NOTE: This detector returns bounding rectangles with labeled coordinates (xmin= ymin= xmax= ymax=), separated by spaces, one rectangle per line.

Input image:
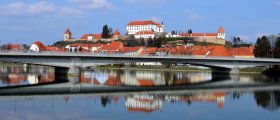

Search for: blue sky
xmin=0 ymin=0 xmax=279 ymax=45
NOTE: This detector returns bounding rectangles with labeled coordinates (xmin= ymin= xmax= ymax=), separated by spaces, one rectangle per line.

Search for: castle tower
xmin=160 ymin=21 xmax=164 ymax=32
xmin=217 ymin=26 xmax=225 ymax=39
xmin=114 ymin=29 xmax=121 ymax=39
xmin=64 ymin=28 xmax=72 ymax=41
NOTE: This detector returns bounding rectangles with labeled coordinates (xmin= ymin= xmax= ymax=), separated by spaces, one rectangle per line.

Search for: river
xmin=0 ymin=64 xmax=280 ymax=120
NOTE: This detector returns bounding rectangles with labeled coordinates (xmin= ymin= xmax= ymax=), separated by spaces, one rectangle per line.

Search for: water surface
xmin=0 ymin=64 xmax=280 ymax=120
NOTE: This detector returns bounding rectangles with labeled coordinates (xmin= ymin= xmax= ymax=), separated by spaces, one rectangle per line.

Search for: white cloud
xmin=151 ymin=16 xmax=162 ymax=22
xmin=69 ymin=0 xmax=115 ymax=10
xmin=256 ymin=33 xmax=271 ymax=38
xmin=2 ymin=1 xmax=56 ymax=15
xmin=28 ymin=1 xmax=56 ymax=14
xmin=124 ymin=0 xmax=169 ymax=4
xmin=0 ymin=1 xmax=85 ymax=18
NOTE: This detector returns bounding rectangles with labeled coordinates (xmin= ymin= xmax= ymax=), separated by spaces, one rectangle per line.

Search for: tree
xmin=102 ymin=24 xmax=110 ymax=38
xmin=233 ymin=37 xmax=237 ymax=46
xmin=273 ymin=37 xmax=280 ymax=58
xmin=254 ymin=38 xmax=261 ymax=57
xmin=171 ymin=30 xmax=176 ymax=35
xmin=232 ymin=36 xmax=242 ymax=47
xmin=254 ymin=36 xmax=272 ymax=58
xmin=188 ymin=29 xmax=192 ymax=34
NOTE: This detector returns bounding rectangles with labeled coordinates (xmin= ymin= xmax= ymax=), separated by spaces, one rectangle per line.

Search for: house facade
xmin=126 ymin=20 xmax=164 ymax=35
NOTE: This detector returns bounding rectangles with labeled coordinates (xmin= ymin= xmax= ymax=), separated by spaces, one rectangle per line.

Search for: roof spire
xmin=64 ymin=28 xmax=72 ymax=34
xmin=218 ymin=26 xmax=225 ymax=33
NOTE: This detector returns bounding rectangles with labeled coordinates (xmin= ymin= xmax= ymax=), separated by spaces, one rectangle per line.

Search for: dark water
xmin=1 ymin=65 xmax=280 ymax=120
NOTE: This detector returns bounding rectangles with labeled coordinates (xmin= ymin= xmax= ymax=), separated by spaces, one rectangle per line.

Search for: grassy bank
xmin=95 ymin=64 xmax=266 ymax=73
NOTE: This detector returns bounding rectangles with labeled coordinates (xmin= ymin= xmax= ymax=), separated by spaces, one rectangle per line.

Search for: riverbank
xmin=95 ymin=64 xmax=266 ymax=74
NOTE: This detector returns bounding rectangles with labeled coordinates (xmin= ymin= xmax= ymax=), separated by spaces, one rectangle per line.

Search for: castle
xmin=180 ymin=26 xmax=226 ymax=45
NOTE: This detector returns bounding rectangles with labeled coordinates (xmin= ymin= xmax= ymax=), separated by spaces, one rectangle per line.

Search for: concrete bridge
xmin=1 ymin=52 xmax=280 ymax=74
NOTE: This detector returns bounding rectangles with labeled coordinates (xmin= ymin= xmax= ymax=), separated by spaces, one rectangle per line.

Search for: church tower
xmin=217 ymin=26 xmax=225 ymax=39
xmin=64 ymin=28 xmax=72 ymax=41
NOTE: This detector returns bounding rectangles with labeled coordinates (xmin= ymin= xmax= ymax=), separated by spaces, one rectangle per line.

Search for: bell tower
xmin=64 ymin=28 xmax=72 ymax=41
xmin=217 ymin=26 xmax=225 ymax=39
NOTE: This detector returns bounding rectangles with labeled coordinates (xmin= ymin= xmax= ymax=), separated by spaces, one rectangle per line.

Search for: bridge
xmin=0 ymin=52 xmax=280 ymax=74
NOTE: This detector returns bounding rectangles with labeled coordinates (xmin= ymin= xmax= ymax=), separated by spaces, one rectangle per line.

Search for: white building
xmin=126 ymin=20 xmax=164 ymax=35
xmin=134 ymin=30 xmax=155 ymax=39
xmin=29 ymin=41 xmax=46 ymax=52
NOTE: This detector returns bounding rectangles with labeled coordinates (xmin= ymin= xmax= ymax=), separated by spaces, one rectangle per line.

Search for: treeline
xmin=254 ymin=35 xmax=280 ymax=58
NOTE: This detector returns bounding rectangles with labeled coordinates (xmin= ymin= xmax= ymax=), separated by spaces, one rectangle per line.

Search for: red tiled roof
xmin=218 ymin=26 xmax=225 ymax=33
xmin=70 ymin=43 xmax=103 ymax=48
xmin=127 ymin=107 xmax=155 ymax=113
xmin=114 ymin=29 xmax=121 ymax=35
xmin=80 ymin=34 xmax=102 ymax=40
xmin=101 ymin=41 xmax=123 ymax=51
xmin=119 ymin=47 xmax=143 ymax=53
xmin=46 ymin=46 xmax=59 ymax=51
xmin=214 ymin=92 xmax=225 ymax=97
xmin=128 ymin=20 xmax=160 ymax=26
xmin=104 ymin=76 xmax=121 ymax=86
xmin=208 ymin=46 xmax=232 ymax=57
xmin=138 ymin=79 xmax=154 ymax=86
xmin=191 ymin=46 xmax=209 ymax=56
xmin=33 ymin=41 xmax=47 ymax=50
xmin=218 ymin=102 xmax=224 ymax=109
xmin=169 ymin=46 xmax=192 ymax=55
xmin=6 ymin=44 xmax=24 ymax=50
xmin=141 ymin=47 xmax=158 ymax=55
xmin=135 ymin=30 xmax=154 ymax=35
xmin=64 ymin=28 xmax=72 ymax=34
xmin=229 ymin=47 xmax=254 ymax=56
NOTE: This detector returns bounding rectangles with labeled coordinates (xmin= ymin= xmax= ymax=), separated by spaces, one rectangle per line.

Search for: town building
xmin=4 ymin=44 xmax=28 ymax=51
xmin=64 ymin=28 xmax=72 ymax=41
xmin=126 ymin=20 xmax=164 ymax=38
xmin=63 ymin=28 xmax=121 ymax=42
xmin=80 ymin=29 xmax=121 ymax=42
xmin=30 ymin=41 xmax=65 ymax=52
xmin=134 ymin=30 xmax=155 ymax=39
xmin=166 ymin=26 xmax=226 ymax=45
xmin=126 ymin=95 xmax=162 ymax=113
xmin=29 ymin=41 xmax=47 ymax=52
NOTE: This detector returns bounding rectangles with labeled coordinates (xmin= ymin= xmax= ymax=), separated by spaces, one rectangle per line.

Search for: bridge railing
xmin=1 ymin=50 xmax=280 ymax=62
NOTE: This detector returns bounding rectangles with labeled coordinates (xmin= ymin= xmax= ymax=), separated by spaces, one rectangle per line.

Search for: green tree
xmin=102 ymin=24 xmax=110 ymax=38
xmin=254 ymin=36 xmax=272 ymax=58
xmin=273 ymin=37 xmax=280 ymax=58
xmin=254 ymin=38 xmax=261 ymax=57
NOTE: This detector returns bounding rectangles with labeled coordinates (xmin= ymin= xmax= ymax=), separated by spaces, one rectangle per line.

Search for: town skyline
xmin=0 ymin=0 xmax=279 ymax=45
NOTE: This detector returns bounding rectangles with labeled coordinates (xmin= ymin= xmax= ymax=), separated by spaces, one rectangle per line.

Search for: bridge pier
xmin=55 ymin=66 xmax=81 ymax=83
xmin=211 ymin=67 xmax=240 ymax=75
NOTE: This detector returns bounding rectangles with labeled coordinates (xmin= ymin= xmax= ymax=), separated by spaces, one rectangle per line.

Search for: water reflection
xmin=0 ymin=64 xmax=280 ymax=119
xmin=1 ymin=90 xmax=280 ymax=120
xmin=81 ymin=69 xmax=213 ymax=86
xmin=254 ymin=91 xmax=280 ymax=112
xmin=0 ymin=65 xmax=55 ymax=87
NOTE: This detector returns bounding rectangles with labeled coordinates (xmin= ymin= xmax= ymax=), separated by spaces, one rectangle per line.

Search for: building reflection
xmin=81 ymin=69 xmax=212 ymax=86
xmin=126 ymin=94 xmax=162 ymax=113
xmin=4 ymin=90 xmax=280 ymax=113
xmin=0 ymin=65 xmax=55 ymax=87
xmin=165 ymin=92 xmax=225 ymax=109
xmin=124 ymin=91 xmax=225 ymax=113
